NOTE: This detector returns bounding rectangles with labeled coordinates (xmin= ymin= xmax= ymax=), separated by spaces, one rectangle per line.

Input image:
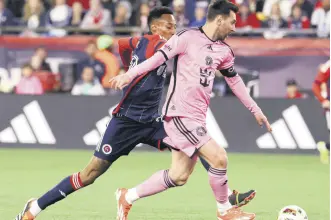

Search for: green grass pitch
xmin=0 ymin=149 xmax=329 ymax=219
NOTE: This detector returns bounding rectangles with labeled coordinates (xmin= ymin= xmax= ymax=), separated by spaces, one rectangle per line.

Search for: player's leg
xmin=198 ymin=139 xmax=255 ymax=219
xmin=116 ymin=149 xmax=196 ymax=220
xmin=122 ymin=117 xmax=197 ymax=199
xmin=15 ymin=116 xmax=138 ymax=220
xmin=317 ymin=141 xmax=330 ymax=164
xmin=15 ymin=156 xmax=111 ymax=220
xmin=128 ymin=149 xmax=196 ymax=200
xmin=317 ymin=111 xmax=330 ymax=164
xmin=199 ymin=156 xmax=256 ymax=207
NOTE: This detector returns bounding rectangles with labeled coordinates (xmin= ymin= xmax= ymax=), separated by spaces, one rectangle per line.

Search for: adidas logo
xmin=83 ymin=104 xmax=116 ymax=146
xmin=256 ymin=105 xmax=316 ymax=149
xmin=0 ymin=101 xmax=56 ymax=144
xmin=83 ymin=105 xmax=228 ymax=148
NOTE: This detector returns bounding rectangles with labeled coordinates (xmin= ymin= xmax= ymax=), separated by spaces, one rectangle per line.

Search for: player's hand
xmin=322 ymin=100 xmax=330 ymax=109
xmin=254 ymin=112 xmax=272 ymax=132
xmin=109 ymin=74 xmax=132 ymax=90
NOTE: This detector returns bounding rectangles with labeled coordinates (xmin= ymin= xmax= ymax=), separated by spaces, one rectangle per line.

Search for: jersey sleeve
xmin=313 ymin=71 xmax=327 ymax=102
xmin=158 ymin=32 xmax=189 ymax=61
xmin=312 ymin=61 xmax=330 ymax=102
xmin=145 ymin=38 xmax=166 ymax=59
xmin=118 ymin=37 xmax=139 ymax=71
xmin=154 ymin=39 xmax=166 ymax=53
xmin=315 ymin=71 xmax=329 ymax=85
xmin=217 ymin=48 xmax=235 ymax=71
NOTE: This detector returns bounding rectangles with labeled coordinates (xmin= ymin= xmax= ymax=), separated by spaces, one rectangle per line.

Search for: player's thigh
xmin=94 ymin=117 xmax=142 ymax=164
xmin=198 ymin=138 xmax=228 ymax=169
xmin=80 ymin=156 xmax=111 ymax=184
xmin=168 ymin=149 xmax=198 ymax=184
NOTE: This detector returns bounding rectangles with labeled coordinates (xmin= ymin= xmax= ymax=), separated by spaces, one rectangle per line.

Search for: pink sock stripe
xmin=208 ymin=167 xmax=227 ymax=176
xmin=70 ymin=172 xmax=83 ymax=190
xmin=163 ymin=170 xmax=177 ymax=188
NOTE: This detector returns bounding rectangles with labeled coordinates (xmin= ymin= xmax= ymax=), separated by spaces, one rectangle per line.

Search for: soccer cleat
xmin=115 ymin=188 xmax=132 ymax=220
xmin=217 ymin=207 xmax=256 ymax=220
xmin=229 ymin=190 xmax=256 ymax=208
xmin=317 ymin=141 xmax=329 ymax=164
xmin=14 ymin=198 xmax=36 ymax=220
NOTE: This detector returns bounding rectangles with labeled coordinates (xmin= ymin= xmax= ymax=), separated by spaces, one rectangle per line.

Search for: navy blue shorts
xmin=94 ymin=115 xmax=170 ymax=163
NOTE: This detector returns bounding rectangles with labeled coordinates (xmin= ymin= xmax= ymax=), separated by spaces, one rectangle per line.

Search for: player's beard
xmin=215 ymin=28 xmax=228 ymax=41
xmin=218 ymin=33 xmax=227 ymax=41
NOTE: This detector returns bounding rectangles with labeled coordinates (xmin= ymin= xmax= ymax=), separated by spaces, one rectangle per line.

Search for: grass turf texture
xmin=0 ymin=149 xmax=329 ymax=220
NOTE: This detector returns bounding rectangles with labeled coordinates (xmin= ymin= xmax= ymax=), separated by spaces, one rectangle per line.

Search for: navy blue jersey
xmin=113 ymin=34 xmax=167 ymax=123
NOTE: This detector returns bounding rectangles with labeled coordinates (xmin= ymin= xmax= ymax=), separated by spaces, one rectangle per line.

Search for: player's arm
xmin=218 ymin=52 xmax=272 ymax=131
xmin=125 ymin=33 xmax=187 ymax=81
xmin=109 ymin=33 xmax=188 ymax=89
xmin=221 ymin=68 xmax=261 ymax=115
xmin=118 ymin=37 xmax=139 ymax=71
xmin=312 ymin=62 xmax=330 ymax=109
xmin=312 ymin=71 xmax=327 ymax=103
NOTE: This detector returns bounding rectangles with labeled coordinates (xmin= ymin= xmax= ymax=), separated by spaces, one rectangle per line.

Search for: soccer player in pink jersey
xmin=110 ymin=0 xmax=272 ymax=219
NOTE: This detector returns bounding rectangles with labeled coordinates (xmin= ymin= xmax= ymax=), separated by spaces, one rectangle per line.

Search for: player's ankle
xmin=217 ymin=201 xmax=232 ymax=214
xmin=29 ymin=200 xmax=42 ymax=217
xmin=125 ymin=188 xmax=140 ymax=204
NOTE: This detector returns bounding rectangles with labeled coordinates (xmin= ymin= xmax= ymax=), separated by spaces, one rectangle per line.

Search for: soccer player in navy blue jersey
xmin=15 ymin=6 xmax=255 ymax=220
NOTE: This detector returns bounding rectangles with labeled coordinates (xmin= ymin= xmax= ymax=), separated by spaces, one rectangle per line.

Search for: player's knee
xmin=209 ymin=153 xmax=228 ymax=169
xmin=169 ymin=170 xmax=191 ymax=186
xmin=80 ymin=157 xmax=111 ymax=186
xmin=172 ymin=175 xmax=189 ymax=186
xmin=80 ymin=168 xmax=100 ymax=185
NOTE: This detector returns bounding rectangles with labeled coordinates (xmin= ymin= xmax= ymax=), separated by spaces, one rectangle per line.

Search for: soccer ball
xmin=277 ymin=205 xmax=308 ymax=220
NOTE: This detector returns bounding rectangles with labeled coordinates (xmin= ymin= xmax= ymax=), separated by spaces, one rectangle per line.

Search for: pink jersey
xmin=125 ymin=29 xmax=262 ymax=124
xmin=159 ymin=28 xmax=234 ymax=123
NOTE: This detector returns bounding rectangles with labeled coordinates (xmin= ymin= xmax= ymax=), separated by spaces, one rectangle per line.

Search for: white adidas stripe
xmin=11 ymin=114 xmax=36 ymax=144
xmin=256 ymin=105 xmax=316 ymax=150
xmin=272 ymin=119 xmax=297 ymax=149
xmin=0 ymin=127 xmax=17 ymax=143
xmin=283 ymin=105 xmax=316 ymax=149
xmin=23 ymin=101 xmax=56 ymax=144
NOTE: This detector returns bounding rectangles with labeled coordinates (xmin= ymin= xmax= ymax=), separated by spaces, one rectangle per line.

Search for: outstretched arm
xmin=220 ymin=66 xmax=272 ymax=132
xmin=109 ymin=32 xmax=189 ymax=90
xmin=223 ymin=73 xmax=261 ymax=115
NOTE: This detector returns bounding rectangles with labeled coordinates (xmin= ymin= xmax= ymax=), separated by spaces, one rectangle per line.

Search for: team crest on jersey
xmin=196 ymin=126 xmax=207 ymax=136
xmin=205 ymin=56 xmax=213 ymax=66
xmin=102 ymin=144 xmax=112 ymax=155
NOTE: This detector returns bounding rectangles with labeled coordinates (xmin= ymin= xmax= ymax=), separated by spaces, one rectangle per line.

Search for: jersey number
xmin=200 ymin=68 xmax=213 ymax=87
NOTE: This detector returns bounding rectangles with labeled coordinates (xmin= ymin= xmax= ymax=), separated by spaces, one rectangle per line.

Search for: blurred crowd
xmin=0 ymin=0 xmax=329 ymax=98
xmin=0 ymin=35 xmax=121 ymax=96
xmin=0 ymin=0 xmax=329 ymax=37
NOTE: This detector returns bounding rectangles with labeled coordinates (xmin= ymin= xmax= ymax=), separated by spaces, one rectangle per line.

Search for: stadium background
xmin=0 ymin=0 xmax=329 ymax=219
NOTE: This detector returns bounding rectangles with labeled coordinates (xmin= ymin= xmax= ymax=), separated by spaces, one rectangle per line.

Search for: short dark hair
xmin=207 ymin=0 xmax=239 ymax=21
xmin=147 ymin=6 xmax=173 ymax=29
xmin=286 ymin=79 xmax=298 ymax=86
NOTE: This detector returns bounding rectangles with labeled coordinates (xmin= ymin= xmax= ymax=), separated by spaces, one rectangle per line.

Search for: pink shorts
xmin=163 ymin=117 xmax=211 ymax=157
